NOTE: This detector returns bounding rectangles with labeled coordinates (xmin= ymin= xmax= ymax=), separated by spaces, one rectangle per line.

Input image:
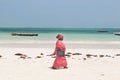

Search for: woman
xmin=52 ymin=34 xmax=68 ymax=69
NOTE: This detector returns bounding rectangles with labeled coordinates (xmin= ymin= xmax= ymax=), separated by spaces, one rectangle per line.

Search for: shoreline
xmin=0 ymin=40 xmax=120 ymax=43
xmin=0 ymin=40 xmax=120 ymax=49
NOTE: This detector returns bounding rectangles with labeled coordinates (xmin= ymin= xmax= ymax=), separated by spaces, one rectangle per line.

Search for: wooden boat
xmin=114 ymin=32 xmax=120 ymax=36
xmin=97 ymin=30 xmax=108 ymax=32
xmin=11 ymin=32 xmax=38 ymax=36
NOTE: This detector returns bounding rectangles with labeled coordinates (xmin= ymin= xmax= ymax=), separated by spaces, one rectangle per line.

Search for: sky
xmin=0 ymin=0 xmax=120 ymax=28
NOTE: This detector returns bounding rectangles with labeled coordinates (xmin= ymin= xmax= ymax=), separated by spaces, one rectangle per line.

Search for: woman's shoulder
xmin=57 ymin=40 xmax=62 ymax=42
xmin=56 ymin=40 xmax=63 ymax=44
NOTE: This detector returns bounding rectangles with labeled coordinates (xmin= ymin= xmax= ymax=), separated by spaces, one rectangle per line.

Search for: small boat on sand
xmin=11 ymin=32 xmax=38 ymax=36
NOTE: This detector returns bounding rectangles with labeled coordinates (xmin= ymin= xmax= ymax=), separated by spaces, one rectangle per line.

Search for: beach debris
xmin=47 ymin=54 xmax=56 ymax=59
xmin=115 ymin=54 xmax=120 ymax=56
xmin=92 ymin=55 xmax=98 ymax=57
xmin=86 ymin=54 xmax=92 ymax=58
xmin=72 ymin=53 xmax=82 ymax=55
xmin=65 ymin=52 xmax=72 ymax=57
xmin=99 ymin=55 xmax=104 ymax=58
xmin=35 ymin=53 xmax=44 ymax=59
xmin=47 ymin=54 xmax=54 ymax=56
xmin=83 ymin=58 xmax=87 ymax=60
xmin=86 ymin=54 xmax=98 ymax=58
xmin=66 ymin=52 xmax=72 ymax=54
xmin=65 ymin=54 xmax=71 ymax=58
xmin=105 ymin=55 xmax=111 ymax=57
xmin=19 ymin=54 xmax=28 ymax=59
xmin=46 ymin=53 xmax=56 ymax=58
xmin=65 ymin=54 xmax=71 ymax=57
xmin=40 ymin=53 xmax=44 ymax=55
xmin=46 ymin=54 xmax=50 ymax=56
xmin=112 ymin=57 xmax=115 ymax=58
xmin=27 ymin=57 xmax=32 ymax=59
xmin=15 ymin=53 xmax=23 ymax=56
xmin=0 ymin=55 xmax=2 ymax=58
xmin=15 ymin=53 xmax=31 ymax=59
xmin=35 ymin=56 xmax=42 ymax=58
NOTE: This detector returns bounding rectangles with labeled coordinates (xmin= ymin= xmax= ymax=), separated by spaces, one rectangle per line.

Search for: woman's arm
xmin=53 ymin=40 xmax=66 ymax=55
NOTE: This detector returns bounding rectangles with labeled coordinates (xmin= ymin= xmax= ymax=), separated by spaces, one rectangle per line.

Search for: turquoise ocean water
xmin=0 ymin=27 xmax=120 ymax=41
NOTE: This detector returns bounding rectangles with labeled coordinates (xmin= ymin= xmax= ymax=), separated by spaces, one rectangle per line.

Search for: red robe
xmin=52 ymin=40 xmax=67 ymax=68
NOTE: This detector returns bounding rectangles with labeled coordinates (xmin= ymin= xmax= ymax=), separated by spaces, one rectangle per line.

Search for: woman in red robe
xmin=52 ymin=34 xmax=68 ymax=69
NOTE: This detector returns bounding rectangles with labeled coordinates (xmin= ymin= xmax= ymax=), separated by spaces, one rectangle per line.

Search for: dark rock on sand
xmin=27 ymin=57 xmax=32 ymax=59
xmin=15 ymin=53 xmax=23 ymax=56
xmin=83 ymin=58 xmax=87 ymax=60
xmin=92 ymin=55 xmax=98 ymax=57
xmin=35 ymin=56 xmax=42 ymax=58
xmin=67 ymin=52 xmax=72 ymax=54
xmin=40 ymin=53 xmax=44 ymax=55
xmin=0 ymin=55 xmax=2 ymax=58
xmin=47 ymin=54 xmax=54 ymax=56
xmin=86 ymin=54 xmax=92 ymax=58
xmin=46 ymin=54 xmax=56 ymax=58
xmin=112 ymin=57 xmax=115 ymax=58
xmin=20 ymin=54 xmax=28 ymax=59
xmin=115 ymin=54 xmax=120 ymax=56
xmin=65 ymin=54 xmax=71 ymax=58
xmin=99 ymin=55 xmax=104 ymax=58
xmin=105 ymin=55 xmax=111 ymax=57
xmin=86 ymin=54 xmax=98 ymax=58
xmin=15 ymin=53 xmax=27 ymax=59
xmin=46 ymin=55 xmax=50 ymax=56
xmin=72 ymin=53 xmax=82 ymax=55
xmin=15 ymin=53 xmax=31 ymax=59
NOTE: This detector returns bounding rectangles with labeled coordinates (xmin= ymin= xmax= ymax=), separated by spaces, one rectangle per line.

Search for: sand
xmin=0 ymin=41 xmax=120 ymax=80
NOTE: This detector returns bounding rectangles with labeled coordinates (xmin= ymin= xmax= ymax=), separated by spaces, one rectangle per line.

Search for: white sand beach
xmin=0 ymin=41 xmax=120 ymax=80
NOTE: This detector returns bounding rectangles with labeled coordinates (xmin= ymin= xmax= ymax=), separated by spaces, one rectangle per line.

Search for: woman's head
xmin=56 ymin=34 xmax=64 ymax=40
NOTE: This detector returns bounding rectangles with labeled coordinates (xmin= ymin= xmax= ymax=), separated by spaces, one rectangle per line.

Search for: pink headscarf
xmin=56 ymin=34 xmax=64 ymax=40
